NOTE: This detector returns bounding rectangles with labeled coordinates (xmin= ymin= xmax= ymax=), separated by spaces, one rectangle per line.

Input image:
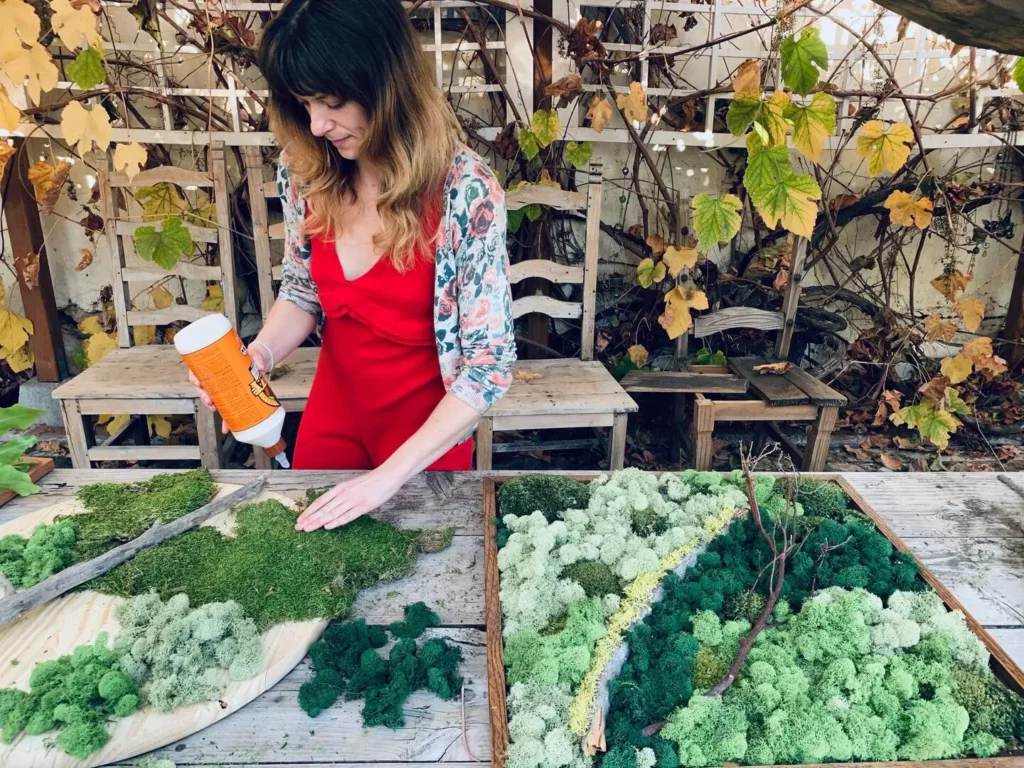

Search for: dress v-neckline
xmin=333 ymin=240 xmax=386 ymax=283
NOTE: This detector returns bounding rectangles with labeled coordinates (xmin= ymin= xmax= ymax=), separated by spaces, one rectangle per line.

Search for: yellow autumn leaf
xmin=627 ymin=344 xmax=648 ymax=368
xmin=0 ymin=87 xmax=20 ymax=131
xmin=148 ymin=415 xmax=172 ymax=440
xmin=586 ymin=95 xmax=613 ymax=133
xmin=0 ymin=143 xmax=15 ymax=181
xmin=884 ymin=190 xmax=933 ymax=229
xmin=930 ymin=270 xmax=971 ymax=303
xmin=83 ymin=330 xmax=117 ymax=366
xmin=662 ymin=246 xmax=698 ymax=279
xmin=923 ymin=314 xmax=956 ymax=343
xmin=151 ymin=285 xmax=173 ymax=309
xmin=731 ymin=59 xmax=761 ymax=101
xmin=658 ymin=285 xmax=708 ymax=340
xmin=113 ymin=141 xmax=147 ymax=180
xmin=50 ymin=0 xmax=101 ymax=51
xmin=60 ymin=100 xmax=112 ymax=155
xmin=200 ymin=284 xmax=224 ymax=312
xmin=77 ymin=315 xmax=104 ymax=335
xmin=939 ymin=354 xmax=972 ymax=384
xmin=133 ymin=325 xmax=157 ymax=345
xmin=27 ymin=161 xmax=71 ymax=215
xmin=646 ymin=234 xmax=665 ymax=256
xmin=0 ymin=308 xmax=34 ymax=372
xmin=616 ymin=81 xmax=648 ymax=124
xmin=2 ymin=41 xmax=59 ymax=104
xmin=97 ymin=413 xmax=129 ymax=435
xmin=953 ymin=297 xmax=984 ymax=333
xmin=960 ymin=336 xmax=1008 ymax=380
xmin=856 ymin=120 xmax=915 ymax=176
xmin=0 ymin=0 xmax=41 ymax=51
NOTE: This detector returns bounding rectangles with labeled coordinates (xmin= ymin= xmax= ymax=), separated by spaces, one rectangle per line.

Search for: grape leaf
xmin=627 ymin=344 xmax=648 ymax=367
xmin=646 ymin=234 xmax=666 ymax=256
xmin=940 ymin=354 xmax=972 ymax=384
xmin=60 ymin=100 xmax=112 ymax=155
xmin=0 ymin=86 xmax=20 ymax=131
xmin=727 ymin=91 xmax=790 ymax=146
xmin=890 ymin=400 xmax=960 ymax=450
xmin=564 ymin=141 xmax=592 ymax=170
xmin=3 ymin=41 xmax=59 ymax=104
xmin=744 ymin=145 xmax=821 ymax=237
xmin=945 ymin=388 xmax=970 ymax=416
xmin=586 ymin=95 xmax=613 ymax=132
xmin=856 ymin=121 xmax=915 ymax=176
xmin=636 ymin=257 xmax=666 ymax=288
xmin=726 ymin=98 xmax=761 ymax=137
xmin=658 ymin=285 xmax=708 ymax=339
xmin=692 ymin=193 xmax=742 ymax=252
xmin=923 ymin=314 xmax=956 ymax=342
xmin=151 ymin=285 xmax=173 ymax=309
xmin=83 ymin=330 xmax=117 ymax=365
xmin=530 ymin=109 xmax=561 ymax=148
xmin=113 ymin=141 xmax=148 ymax=180
xmin=780 ymin=27 xmax=828 ymax=96
xmin=201 ymin=285 xmax=224 ymax=312
xmin=0 ymin=144 xmax=16 ymax=182
xmin=930 ymin=270 xmax=971 ymax=302
xmin=78 ymin=315 xmax=104 ymax=335
xmin=517 ymin=129 xmax=540 ymax=160
xmin=0 ymin=0 xmax=41 ymax=50
xmin=66 ymin=45 xmax=106 ymax=89
xmin=616 ymin=81 xmax=648 ymax=123
xmin=50 ymin=0 xmax=101 ymax=50
xmin=27 ymin=161 xmax=72 ymax=215
xmin=133 ymin=325 xmax=157 ymax=345
xmin=0 ymin=309 xmax=34 ymax=374
xmin=953 ymin=297 xmax=984 ymax=333
xmin=134 ymin=216 xmax=194 ymax=270
xmin=884 ymin=190 xmax=933 ymax=229
xmin=784 ymin=92 xmax=836 ymax=164
xmin=663 ymin=246 xmax=698 ymax=278
xmin=960 ymin=336 xmax=1008 ymax=380
xmin=731 ymin=59 xmax=761 ymax=101
xmin=148 ymin=415 xmax=172 ymax=440
xmin=1015 ymin=58 xmax=1024 ymax=94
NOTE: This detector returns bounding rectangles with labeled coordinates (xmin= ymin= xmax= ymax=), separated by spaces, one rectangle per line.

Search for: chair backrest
xmin=507 ymin=160 xmax=603 ymax=361
xmin=99 ymin=141 xmax=238 ymax=348
xmin=690 ymin=235 xmax=806 ymax=360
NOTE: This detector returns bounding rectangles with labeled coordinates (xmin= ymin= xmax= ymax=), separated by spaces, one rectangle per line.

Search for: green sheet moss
xmin=498 ymin=475 xmax=591 ymax=521
xmin=86 ymin=499 xmax=430 ymax=629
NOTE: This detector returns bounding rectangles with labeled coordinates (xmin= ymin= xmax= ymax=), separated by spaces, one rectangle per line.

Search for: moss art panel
xmin=492 ymin=471 xmax=1024 ymax=768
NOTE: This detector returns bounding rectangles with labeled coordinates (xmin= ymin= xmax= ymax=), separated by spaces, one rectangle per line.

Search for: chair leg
xmin=802 ymin=405 xmax=839 ymax=472
xmin=691 ymin=395 xmax=715 ymax=470
xmin=195 ymin=402 xmax=222 ymax=469
xmin=475 ymin=416 xmax=493 ymax=471
xmin=608 ymin=413 xmax=628 ymax=470
xmin=60 ymin=400 xmax=92 ymax=469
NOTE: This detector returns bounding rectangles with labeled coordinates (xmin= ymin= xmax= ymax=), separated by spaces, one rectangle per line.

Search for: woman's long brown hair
xmin=259 ymin=0 xmax=462 ymax=269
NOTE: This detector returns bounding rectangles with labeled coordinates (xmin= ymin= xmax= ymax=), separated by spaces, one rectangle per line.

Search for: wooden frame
xmin=482 ymin=474 xmax=1024 ymax=768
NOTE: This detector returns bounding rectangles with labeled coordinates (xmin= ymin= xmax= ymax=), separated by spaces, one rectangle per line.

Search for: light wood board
xmin=0 ymin=484 xmax=328 ymax=768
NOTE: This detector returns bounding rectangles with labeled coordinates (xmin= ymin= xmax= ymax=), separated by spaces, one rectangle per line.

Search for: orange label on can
xmin=182 ymin=331 xmax=280 ymax=432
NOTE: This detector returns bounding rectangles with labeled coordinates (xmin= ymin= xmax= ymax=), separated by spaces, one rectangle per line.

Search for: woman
xmin=191 ymin=0 xmax=515 ymax=530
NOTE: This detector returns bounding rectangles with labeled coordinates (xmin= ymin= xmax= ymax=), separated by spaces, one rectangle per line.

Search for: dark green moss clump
xmin=631 ymin=506 xmax=669 ymax=537
xmin=498 ymin=475 xmax=590 ymax=521
xmin=389 ymin=602 xmax=441 ymax=639
xmin=723 ymin=589 xmax=767 ymax=623
xmin=796 ymin=479 xmax=852 ymax=520
xmin=0 ymin=633 xmax=140 ymax=759
xmin=299 ymin=608 xmax=463 ymax=728
xmin=67 ymin=469 xmax=217 ymax=562
xmin=952 ymin=666 xmax=1024 ymax=745
xmin=86 ymin=499 xmax=427 ymax=629
xmin=563 ymin=559 xmax=621 ymax=598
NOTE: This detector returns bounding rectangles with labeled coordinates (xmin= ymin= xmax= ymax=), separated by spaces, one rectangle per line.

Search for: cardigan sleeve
xmin=447 ymin=159 xmax=517 ymax=414
xmin=274 ymin=164 xmax=321 ymax=317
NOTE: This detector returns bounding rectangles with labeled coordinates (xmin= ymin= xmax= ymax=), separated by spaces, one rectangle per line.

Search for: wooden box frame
xmin=482 ymin=475 xmax=1024 ymax=768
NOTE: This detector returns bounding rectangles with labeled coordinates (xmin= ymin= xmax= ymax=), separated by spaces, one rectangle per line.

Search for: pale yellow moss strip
xmin=567 ymin=504 xmax=737 ymax=736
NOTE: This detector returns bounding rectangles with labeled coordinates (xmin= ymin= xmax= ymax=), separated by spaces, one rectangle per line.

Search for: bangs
xmin=260 ymin=16 xmax=361 ymax=106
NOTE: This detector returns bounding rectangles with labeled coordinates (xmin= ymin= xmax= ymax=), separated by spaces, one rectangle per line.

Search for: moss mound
xmin=498 ymin=475 xmax=591 ymax=521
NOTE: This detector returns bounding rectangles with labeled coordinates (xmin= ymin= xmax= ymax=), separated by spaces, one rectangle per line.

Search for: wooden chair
xmin=476 ymin=160 xmax=638 ymax=470
xmin=52 ymin=142 xmax=240 ymax=468
xmin=621 ymin=238 xmax=847 ymax=471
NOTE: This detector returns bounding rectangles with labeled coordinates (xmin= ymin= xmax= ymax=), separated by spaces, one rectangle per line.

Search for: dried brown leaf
xmin=75 ymin=248 xmax=93 ymax=271
xmin=879 ymin=453 xmax=903 ymax=471
xmin=753 ymin=361 xmax=792 ymax=375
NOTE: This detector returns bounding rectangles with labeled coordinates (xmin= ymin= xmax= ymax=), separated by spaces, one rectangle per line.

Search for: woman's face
xmin=299 ymin=95 xmax=369 ymax=160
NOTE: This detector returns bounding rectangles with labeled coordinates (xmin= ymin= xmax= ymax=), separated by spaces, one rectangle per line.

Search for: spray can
xmin=174 ymin=313 xmax=291 ymax=468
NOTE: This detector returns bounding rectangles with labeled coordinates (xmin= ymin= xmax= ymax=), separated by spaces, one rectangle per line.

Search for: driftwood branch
xmin=0 ymin=474 xmax=269 ymax=627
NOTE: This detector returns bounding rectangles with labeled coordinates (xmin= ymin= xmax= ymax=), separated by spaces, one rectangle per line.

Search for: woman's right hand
xmin=190 ymin=343 xmax=273 ymax=434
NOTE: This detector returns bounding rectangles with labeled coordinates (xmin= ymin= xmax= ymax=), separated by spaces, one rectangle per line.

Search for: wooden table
xmin=2 ymin=470 xmax=1022 ymax=768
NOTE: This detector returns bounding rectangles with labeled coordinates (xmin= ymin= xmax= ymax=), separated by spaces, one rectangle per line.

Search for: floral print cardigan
xmin=275 ymin=144 xmax=516 ymax=415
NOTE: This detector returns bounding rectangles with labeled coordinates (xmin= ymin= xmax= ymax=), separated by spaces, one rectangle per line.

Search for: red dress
xmin=291 ymin=223 xmax=474 ymax=471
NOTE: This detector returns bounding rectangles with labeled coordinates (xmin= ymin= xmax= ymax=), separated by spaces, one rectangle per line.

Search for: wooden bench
xmin=476 ymin=161 xmax=638 ymax=470
xmin=53 ymin=143 xmax=240 ymax=468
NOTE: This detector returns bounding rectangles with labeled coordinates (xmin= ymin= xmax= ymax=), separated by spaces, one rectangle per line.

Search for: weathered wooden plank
xmin=122 ymin=263 xmax=222 ymax=283
xmin=108 ymin=166 xmax=213 ymax=188
xmin=729 ymin=356 xmax=810 ymax=406
xmin=712 ymin=400 xmax=818 ymax=421
xmin=125 ymin=629 xmax=490 ymax=765
xmin=127 ymin=306 xmax=211 ymax=326
xmin=693 ymin=307 xmax=784 ymax=339
xmin=87 ymin=445 xmax=200 ymax=462
xmin=620 ymin=371 xmax=747 ymax=394
xmin=841 ymin=473 xmax=1024 ymax=539
xmin=512 ymin=295 xmax=582 ymax=320
xmin=510 ymin=260 xmax=583 ymax=285
xmin=505 ymin=186 xmax=586 ymax=211
xmin=781 ymin=365 xmax=847 ymax=407
xmin=483 ymin=480 xmax=508 ymax=768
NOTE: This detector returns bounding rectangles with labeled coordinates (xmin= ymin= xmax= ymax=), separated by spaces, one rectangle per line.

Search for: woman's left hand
xmin=294 ymin=469 xmax=406 ymax=531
